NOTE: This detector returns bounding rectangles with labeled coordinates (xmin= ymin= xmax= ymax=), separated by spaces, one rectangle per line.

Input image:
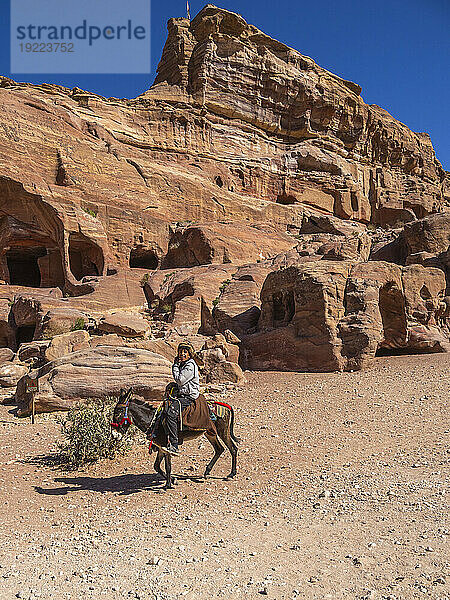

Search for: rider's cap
xmin=177 ymin=341 xmax=195 ymax=357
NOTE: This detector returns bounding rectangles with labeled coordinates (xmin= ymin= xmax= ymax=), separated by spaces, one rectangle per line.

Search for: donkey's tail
xmin=229 ymin=405 xmax=241 ymax=445
xmin=213 ymin=401 xmax=240 ymax=445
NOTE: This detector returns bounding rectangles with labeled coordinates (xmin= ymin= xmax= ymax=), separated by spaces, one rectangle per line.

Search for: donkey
xmin=111 ymin=389 xmax=239 ymax=489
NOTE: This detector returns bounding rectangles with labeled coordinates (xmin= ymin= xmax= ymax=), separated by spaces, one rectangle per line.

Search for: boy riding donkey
xmin=149 ymin=342 xmax=215 ymax=455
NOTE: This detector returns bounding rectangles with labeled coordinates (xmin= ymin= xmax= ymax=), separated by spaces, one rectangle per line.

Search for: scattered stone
xmin=0 ymin=364 xmax=28 ymax=388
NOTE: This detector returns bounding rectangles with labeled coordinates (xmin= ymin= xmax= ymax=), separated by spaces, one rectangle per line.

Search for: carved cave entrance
xmin=375 ymin=282 xmax=409 ymax=356
xmin=6 ymin=247 xmax=46 ymax=287
xmin=69 ymin=233 xmax=104 ymax=281
xmin=129 ymin=247 xmax=159 ymax=269
xmin=16 ymin=324 xmax=36 ymax=346
xmin=272 ymin=290 xmax=295 ymax=327
xmin=2 ymin=243 xmax=64 ymax=289
xmin=0 ymin=212 xmax=65 ymax=289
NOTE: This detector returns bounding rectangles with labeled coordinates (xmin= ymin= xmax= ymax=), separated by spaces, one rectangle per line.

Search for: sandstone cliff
xmin=0 ymin=6 xmax=448 ymax=412
xmin=0 ymin=5 xmax=447 ymax=293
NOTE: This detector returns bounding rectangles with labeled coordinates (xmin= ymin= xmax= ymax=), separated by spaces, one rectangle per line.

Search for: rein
xmin=147 ymin=401 xmax=163 ymax=430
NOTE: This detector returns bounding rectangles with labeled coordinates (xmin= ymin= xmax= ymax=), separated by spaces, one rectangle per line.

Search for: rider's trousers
xmin=164 ymin=395 xmax=193 ymax=447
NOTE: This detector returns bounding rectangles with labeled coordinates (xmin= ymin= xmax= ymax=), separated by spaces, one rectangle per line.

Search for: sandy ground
xmin=0 ymin=353 xmax=449 ymax=600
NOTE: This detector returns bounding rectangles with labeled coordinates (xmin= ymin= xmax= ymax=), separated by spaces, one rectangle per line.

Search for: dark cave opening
xmin=375 ymin=346 xmax=434 ymax=357
xmin=16 ymin=325 xmax=36 ymax=346
xmin=69 ymin=233 xmax=104 ymax=281
xmin=276 ymin=193 xmax=297 ymax=205
xmin=6 ymin=247 xmax=47 ymax=287
xmin=129 ymin=247 xmax=159 ymax=269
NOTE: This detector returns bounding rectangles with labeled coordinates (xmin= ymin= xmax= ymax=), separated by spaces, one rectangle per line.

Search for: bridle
xmin=111 ymin=389 xmax=133 ymax=429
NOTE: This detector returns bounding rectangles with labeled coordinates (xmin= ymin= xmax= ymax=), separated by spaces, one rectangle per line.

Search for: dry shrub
xmin=57 ymin=397 xmax=133 ymax=470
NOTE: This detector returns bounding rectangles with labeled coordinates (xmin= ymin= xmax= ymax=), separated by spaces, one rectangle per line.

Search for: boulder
xmin=300 ymin=214 xmax=367 ymax=237
xmin=406 ymin=323 xmax=450 ymax=353
xmin=45 ymin=330 xmax=90 ymax=362
xmin=89 ymin=334 xmax=125 ymax=348
xmin=143 ymin=264 xmax=236 ymax=335
xmin=98 ymin=312 xmax=149 ymax=338
xmin=15 ymin=346 xmax=172 ymax=415
xmin=133 ymin=338 xmax=179 ymax=362
xmin=223 ymin=329 xmax=241 ymax=345
xmin=206 ymin=360 xmax=245 ymax=385
xmin=18 ymin=341 xmax=49 ymax=364
xmin=0 ymin=363 xmax=28 ymax=387
xmin=199 ymin=344 xmax=245 ymax=384
xmin=201 ymin=334 xmax=230 ymax=359
xmin=11 ymin=293 xmax=87 ymax=340
xmin=340 ymin=262 xmax=449 ymax=368
xmin=338 ymin=262 xmax=407 ymax=370
xmin=402 ymin=212 xmax=450 ymax=255
xmin=213 ymin=264 xmax=274 ymax=337
xmin=0 ymin=348 xmax=14 ymax=365
xmin=401 ymin=265 xmax=446 ymax=326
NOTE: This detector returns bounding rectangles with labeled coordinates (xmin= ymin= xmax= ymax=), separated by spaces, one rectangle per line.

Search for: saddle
xmin=181 ymin=394 xmax=216 ymax=435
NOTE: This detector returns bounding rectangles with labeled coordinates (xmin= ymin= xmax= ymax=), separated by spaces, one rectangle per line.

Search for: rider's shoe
xmin=162 ymin=444 xmax=180 ymax=456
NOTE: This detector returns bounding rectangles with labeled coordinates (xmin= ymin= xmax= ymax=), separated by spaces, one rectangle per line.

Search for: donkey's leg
xmin=153 ymin=450 xmax=165 ymax=478
xmin=216 ymin=418 xmax=238 ymax=479
xmin=164 ymin=453 xmax=174 ymax=489
xmin=204 ymin=433 xmax=225 ymax=478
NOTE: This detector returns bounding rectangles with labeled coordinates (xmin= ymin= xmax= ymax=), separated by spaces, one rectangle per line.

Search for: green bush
xmin=57 ymin=397 xmax=133 ymax=470
xmin=82 ymin=206 xmax=97 ymax=218
xmin=71 ymin=317 xmax=86 ymax=331
xmin=212 ymin=279 xmax=231 ymax=309
xmin=219 ymin=279 xmax=231 ymax=293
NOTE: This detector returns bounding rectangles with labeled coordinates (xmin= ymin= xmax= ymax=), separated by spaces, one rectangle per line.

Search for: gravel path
xmin=0 ymin=353 xmax=449 ymax=600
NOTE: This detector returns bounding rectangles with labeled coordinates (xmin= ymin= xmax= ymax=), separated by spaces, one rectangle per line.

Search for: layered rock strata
xmin=0 ymin=5 xmax=448 ymax=412
xmin=0 ymin=6 xmax=447 ymax=296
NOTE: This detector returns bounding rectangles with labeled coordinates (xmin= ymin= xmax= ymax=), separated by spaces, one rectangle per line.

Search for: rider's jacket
xmin=172 ymin=358 xmax=199 ymax=400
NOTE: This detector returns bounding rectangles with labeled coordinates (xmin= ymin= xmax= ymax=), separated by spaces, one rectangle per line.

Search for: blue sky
xmin=1 ymin=0 xmax=449 ymax=169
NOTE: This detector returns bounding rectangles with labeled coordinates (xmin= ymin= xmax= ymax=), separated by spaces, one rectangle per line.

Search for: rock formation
xmin=0 ymin=6 xmax=447 ymax=292
xmin=0 ymin=5 xmax=448 ymax=412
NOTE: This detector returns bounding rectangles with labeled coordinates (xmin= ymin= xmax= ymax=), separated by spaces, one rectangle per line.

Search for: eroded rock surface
xmin=0 ymin=5 xmax=446 ymax=301
xmin=241 ymin=259 xmax=448 ymax=372
xmin=0 ymin=6 xmax=449 ymax=409
xmin=162 ymin=222 xmax=296 ymax=269
xmin=16 ymin=347 xmax=172 ymax=415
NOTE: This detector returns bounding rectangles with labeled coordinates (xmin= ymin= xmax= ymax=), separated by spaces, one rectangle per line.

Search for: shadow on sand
xmin=34 ymin=471 xmax=209 ymax=496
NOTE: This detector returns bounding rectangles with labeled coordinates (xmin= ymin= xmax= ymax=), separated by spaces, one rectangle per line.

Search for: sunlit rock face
xmin=0 ymin=5 xmax=446 ymax=294
xmin=0 ymin=5 xmax=448 ymax=390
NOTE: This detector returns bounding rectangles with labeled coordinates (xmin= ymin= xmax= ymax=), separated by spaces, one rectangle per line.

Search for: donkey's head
xmin=111 ymin=388 xmax=133 ymax=439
